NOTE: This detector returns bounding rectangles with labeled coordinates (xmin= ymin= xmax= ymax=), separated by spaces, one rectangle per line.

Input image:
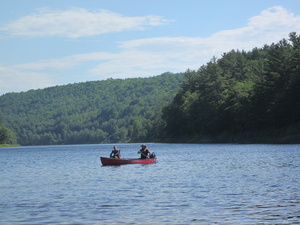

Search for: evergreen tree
xmin=162 ymin=32 xmax=300 ymax=143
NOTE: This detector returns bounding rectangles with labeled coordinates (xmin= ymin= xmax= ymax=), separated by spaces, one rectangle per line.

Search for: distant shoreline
xmin=0 ymin=144 xmax=21 ymax=148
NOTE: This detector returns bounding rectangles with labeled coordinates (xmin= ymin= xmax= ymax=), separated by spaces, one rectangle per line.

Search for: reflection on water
xmin=0 ymin=143 xmax=300 ymax=224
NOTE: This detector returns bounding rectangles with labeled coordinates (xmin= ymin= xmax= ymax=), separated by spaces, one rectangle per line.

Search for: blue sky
xmin=1 ymin=0 xmax=300 ymax=95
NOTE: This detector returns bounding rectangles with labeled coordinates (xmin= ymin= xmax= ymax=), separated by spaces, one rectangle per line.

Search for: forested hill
xmin=1 ymin=32 xmax=300 ymax=145
xmin=161 ymin=32 xmax=300 ymax=143
xmin=0 ymin=72 xmax=183 ymax=145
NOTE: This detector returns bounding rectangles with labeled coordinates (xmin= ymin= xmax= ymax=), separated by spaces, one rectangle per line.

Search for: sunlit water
xmin=1 ymin=143 xmax=300 ymax=224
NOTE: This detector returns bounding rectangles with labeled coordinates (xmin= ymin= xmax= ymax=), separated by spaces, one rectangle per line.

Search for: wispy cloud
xmin=1 ymin=8 xmax=172 ymax=38
xmin=0 ymin=65 xmax=56 ymax=94
xmin=13 ymin=52 xmax=115 ymax=70
xmin=119 ymin=6 xmax=300 ymax=55
xmin=1 ymin=6 xmax=300 ymax=95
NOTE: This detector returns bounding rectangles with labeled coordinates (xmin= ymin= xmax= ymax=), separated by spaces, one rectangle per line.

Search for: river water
xmin=0 ymin=143 xmax=300 ymax=224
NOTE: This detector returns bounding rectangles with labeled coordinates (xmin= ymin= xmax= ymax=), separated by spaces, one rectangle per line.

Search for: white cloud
xmin=0 ymin=65 xmax=56 ymax=95
xmin=13 ymin=52 xmax=115 ymax=70
xmin=1 ymin=8 xmax=172 ymax=38
xmin=114 ymin=5 xmax=300 ymax=72
xmin=249 ymin=6 xmax=296 ymax=28
xmin=1 ymin=6 xmax=300 ymax=95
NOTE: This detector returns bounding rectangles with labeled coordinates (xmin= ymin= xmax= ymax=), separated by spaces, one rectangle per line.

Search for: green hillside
xmin=1 ymin=32 xmax=300 ymax=145
xmin=161 ymin=32 xmax=300 ymax=143
xmin=0 ymin=119 xmax=17 ymax=145
xmin=0 ymin=72 xmax=183 ymax=145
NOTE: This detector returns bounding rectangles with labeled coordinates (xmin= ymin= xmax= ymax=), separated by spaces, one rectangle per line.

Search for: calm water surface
xmin=0 ymin=143 xmax=300 ymax=224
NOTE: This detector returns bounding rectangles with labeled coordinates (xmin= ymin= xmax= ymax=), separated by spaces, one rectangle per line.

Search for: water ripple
xmin=0 ymin=144 xmax=300 ymax=224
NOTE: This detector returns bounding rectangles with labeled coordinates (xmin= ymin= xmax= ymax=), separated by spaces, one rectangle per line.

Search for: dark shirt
xmin=140 ymin=149 xmax=150 ymax=159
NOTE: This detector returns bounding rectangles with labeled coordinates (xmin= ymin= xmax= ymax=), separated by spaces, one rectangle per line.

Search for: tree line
xmin=161 ymin=32 xmax=300 ymax=143
xmin=0 ymin=72 xmax=183 ymax=145
xmin=0 ymin=119 xmax=17 ymax=145
xmin=1 ymin=32 xmax=299 ymax=145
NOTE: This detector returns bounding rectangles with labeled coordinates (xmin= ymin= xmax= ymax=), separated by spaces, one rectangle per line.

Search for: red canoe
xmin=100 ymin=157 xmax=157 ymax=166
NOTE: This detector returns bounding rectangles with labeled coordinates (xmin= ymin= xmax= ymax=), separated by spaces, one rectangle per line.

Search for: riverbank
xmin=0 ymin=144 xmax=20 ymax=148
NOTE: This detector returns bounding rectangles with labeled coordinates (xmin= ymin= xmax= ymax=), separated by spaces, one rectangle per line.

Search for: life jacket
xmin=111 ymin=150 xmax=120 ymax=158
xmin=140 ymin=149 xmax=149 ymax=159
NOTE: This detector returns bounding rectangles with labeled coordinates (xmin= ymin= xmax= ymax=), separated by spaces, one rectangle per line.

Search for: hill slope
xmin=0 ymin=72 xmax=183 ymax=145
xmin=161 ymin=33 xmax=300 ymax=143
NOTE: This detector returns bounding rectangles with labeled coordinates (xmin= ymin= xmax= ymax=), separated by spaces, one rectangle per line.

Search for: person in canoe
xmin=138 ymin=144 xmax=153 ymax=159
xmin=110 ymin=146 xmax=121 ymax=159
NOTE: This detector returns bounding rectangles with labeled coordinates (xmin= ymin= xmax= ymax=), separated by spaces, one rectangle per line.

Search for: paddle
xmin=138 ymin=150 xmax=149 ymax=158
xmin=138 ymin=150 xmax=156 ymax=159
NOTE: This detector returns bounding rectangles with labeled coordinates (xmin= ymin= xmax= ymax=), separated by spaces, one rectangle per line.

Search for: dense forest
xmin=0 ymin=72 xmax=183 ymax=145
xmin=0 ymin=119 xmax=17 ymax=144
xmin=161 ymin=32 xmax=300 ymax=143
xmin=1 ymin=32 xmax=299 ymax=145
